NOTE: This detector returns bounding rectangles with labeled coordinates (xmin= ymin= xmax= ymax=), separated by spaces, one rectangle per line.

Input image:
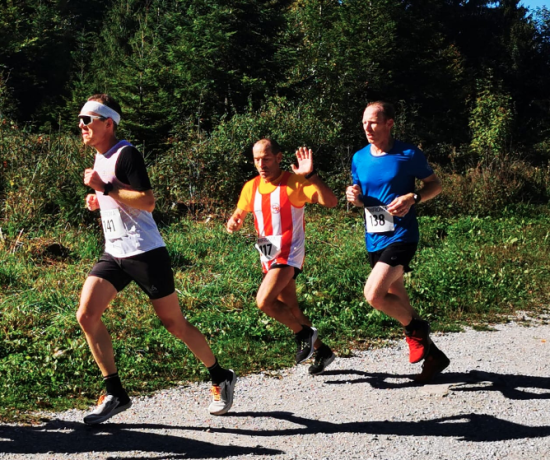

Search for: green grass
xmin=1 ymin=208 xmax=550 ymax=421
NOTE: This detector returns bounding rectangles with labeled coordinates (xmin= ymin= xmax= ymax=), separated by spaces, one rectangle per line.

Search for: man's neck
xmin=262 ymin=169 xmax=284 ymax=184
xmin=371 ymin=137 xmax=394 ymax=156
xmin=95 ymin=136 xmax=119 ymax=155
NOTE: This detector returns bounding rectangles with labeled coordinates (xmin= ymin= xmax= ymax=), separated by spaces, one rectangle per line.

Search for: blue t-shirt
xmin=351 ymin=140 xmax=434 ymax=252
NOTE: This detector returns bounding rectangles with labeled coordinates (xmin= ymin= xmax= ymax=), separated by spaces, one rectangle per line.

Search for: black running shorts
xmin=368 ymin=242 xmax=418 ymax=273
xmin=89 ymin=247 xmax=175 ymax=299
xmin=268 ymin=263 xmax=302 ymax=280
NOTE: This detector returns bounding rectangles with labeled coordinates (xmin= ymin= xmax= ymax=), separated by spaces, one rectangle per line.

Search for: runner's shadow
xmin=321 ymin=369 xmax=550 ymax=399
xmin=320 ymin=369 xmax=418 ymax=389
xmin=0 ymin=419 xmax=282 ymax=458
xmin=192 ymin=411 xmax=550 ymax=442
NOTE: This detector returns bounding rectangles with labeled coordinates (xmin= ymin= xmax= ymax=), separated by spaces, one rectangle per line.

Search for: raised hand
xmin=291 ymin=147 xmax=314 ymax=176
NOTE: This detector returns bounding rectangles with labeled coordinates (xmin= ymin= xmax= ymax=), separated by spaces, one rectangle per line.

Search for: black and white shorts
xmin=89 ymin=246 xmax=175 ymax=299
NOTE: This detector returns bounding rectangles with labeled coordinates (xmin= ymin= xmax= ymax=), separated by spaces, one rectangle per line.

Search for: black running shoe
xmin=295 ymin=326 xmax=318 ymax=364
xmin=413 ymin=343 xmax=450 ymax=384
xmin=308 ymin=346 xmax=335 ymax=375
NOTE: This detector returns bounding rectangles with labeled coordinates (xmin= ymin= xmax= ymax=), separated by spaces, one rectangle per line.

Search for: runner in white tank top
xmin=76 ymin=94 xmax=236 ymax=425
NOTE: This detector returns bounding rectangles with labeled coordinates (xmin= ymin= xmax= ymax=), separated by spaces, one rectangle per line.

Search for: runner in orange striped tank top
xmin=227 ymin=139 xmax=338 ymax=374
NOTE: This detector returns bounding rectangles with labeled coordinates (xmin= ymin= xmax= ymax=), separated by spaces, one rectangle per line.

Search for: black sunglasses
xmin=79 ymin=115 xmax=106 ymax=126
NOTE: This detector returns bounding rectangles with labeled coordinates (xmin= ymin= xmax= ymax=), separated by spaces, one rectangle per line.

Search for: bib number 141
xmin=100 ymin=208 xmax=127 ymax=239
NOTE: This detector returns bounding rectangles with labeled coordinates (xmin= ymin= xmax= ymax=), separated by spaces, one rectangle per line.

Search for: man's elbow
xmin=434 ymin=179 xmax=443 ymax=195
xmin=324 ymin=195 xmax=339 ymax=208
xmin=144 ymin=197 xmax=156 ymax=212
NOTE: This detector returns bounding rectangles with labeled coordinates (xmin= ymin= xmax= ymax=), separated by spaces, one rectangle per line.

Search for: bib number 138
xmin=365 ymin=206 xmax=395 ymax=233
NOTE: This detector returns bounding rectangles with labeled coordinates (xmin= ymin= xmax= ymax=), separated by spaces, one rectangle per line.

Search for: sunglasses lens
xmin=79 ymin=116 xmax=92 ymax=125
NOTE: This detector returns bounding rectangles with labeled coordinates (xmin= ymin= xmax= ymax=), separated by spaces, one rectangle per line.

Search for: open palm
xmin=291 ymin=147 xmax=314 ymax=176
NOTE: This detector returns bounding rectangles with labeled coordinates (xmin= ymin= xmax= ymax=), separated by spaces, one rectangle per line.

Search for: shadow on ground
xmin=195 ymin=410 xmax=550 ymax=442
xmin=322 ymin=368 xmax=550 ymax=400
xmin=1 ymin=370 xmax=549 ymax=456
xmin=0 ymin=420 xmax=282 ymax=459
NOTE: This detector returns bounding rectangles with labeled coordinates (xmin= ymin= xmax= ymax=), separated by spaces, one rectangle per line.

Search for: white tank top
xmin=94 ymin=140 xmax=165 ymax=258
xmin=252 ymin=172 xmax=305 ymax=272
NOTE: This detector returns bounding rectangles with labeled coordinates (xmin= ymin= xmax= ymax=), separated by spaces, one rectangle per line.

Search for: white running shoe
xmin=83 ymin=394 xmax=132 ymax=425
xmin=208 ymin=369 xmax=236 ymax=415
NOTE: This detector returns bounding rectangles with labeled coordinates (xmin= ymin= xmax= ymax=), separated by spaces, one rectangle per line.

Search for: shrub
xmin=422 ymin=155 xmax=550 ymax=218
xmin=0 ymin=125 xmax=93 ymax=234
xmin=468 ymin=75 xmax=514 ymax=160
xmin=150 ymin=96 xmax=342 ymax=219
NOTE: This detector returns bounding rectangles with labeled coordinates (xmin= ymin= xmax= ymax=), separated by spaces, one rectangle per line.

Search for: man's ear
xmin=105 ymin=117 xmax=115 ymax=131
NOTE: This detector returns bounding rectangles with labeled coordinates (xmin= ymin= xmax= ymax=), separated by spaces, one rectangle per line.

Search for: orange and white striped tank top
xmin=252 ymin=171 xmax=305 ymax=273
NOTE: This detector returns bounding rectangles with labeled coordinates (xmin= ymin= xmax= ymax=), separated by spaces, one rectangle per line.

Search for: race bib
xmin=255 ymin=235 xmax=282 ymax=262
xmin=100 ymin=208 xmax=127 ymax=239
xmin=365 ymin=206 xmax=395 ymax=233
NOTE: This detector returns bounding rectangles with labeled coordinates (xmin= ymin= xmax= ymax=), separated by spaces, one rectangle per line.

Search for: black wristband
xmin=413 ymin=192 xmax=421 ymax=204
xmin=305 ymin=169 xmax=317 ymax=179
xmin=103 ymin=182 xmax=114 ymax=196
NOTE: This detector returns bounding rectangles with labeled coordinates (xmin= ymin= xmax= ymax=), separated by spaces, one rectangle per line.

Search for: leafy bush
xmin=150 ymin=96 xmax=342 ymax=218
xmin=422 ymin=156 xmax=550 ymax=218
xmin=468 ymin=75 xmax=514 ymax=160
xmin=0 ymin=125 xmax=93 ymax=234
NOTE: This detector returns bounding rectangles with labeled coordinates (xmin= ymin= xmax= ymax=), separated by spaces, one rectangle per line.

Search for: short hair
xmin=255 ymin=138 xmax=282 ymax=155
xmin=88 ymin=93 xmax=122 ymax=127
xmin=366 ymin=101 xmax=395 ymax=121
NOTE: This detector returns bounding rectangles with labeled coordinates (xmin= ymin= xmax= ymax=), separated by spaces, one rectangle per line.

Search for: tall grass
xmin=1 ymin=211 xmax=549 ymax=421
xmin=2 ymin=123 xmax=550 ymax=232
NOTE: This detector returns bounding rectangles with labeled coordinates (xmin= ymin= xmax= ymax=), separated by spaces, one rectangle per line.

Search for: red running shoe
xmin=405 ymin=319 xmax=431 ymax=363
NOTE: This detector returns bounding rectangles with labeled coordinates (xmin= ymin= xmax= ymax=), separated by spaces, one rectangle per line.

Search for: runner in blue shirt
xmin=346 ymin=101 xmax=450 ymax=383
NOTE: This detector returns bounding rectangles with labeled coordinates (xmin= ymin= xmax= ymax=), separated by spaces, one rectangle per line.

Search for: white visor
xmin=79 ymin=101 xmax=121 ymax=125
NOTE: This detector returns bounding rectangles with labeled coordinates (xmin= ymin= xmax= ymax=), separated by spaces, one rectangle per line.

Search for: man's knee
xmin=76 ymin=305 xmax=102 ymax=332
xmin=154 ymin=303 xmax=193 ymax=339
xmin=256 ymin=292 xmax=271 ymax=312
xmin=364 ymin=285 xmax=384 ymax=310
xmin=161 ymin=316 xmax=190 ymax=337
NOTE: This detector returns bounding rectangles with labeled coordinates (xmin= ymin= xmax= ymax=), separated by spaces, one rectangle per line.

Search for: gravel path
xmin=2 ymin=318 xmax=550 ymax=460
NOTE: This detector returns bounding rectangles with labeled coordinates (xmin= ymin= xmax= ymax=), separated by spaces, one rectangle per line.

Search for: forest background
xmin=1 ymin=0 xmax=550 ymax=420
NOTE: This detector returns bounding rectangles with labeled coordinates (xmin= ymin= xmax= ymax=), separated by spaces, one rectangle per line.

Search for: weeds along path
xmin=1 ymin=317 xmax=550 ymax=460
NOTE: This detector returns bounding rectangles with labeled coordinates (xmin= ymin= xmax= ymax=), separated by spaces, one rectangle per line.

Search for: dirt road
xmin=1 ymin=318 xmax=550 ymax=459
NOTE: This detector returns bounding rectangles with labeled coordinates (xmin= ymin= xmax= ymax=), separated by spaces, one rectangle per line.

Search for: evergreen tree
xmin=0 ymin=0 xmax=109 ymax=127
xmin=72 ymin=0 xmax=291 ymax=153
